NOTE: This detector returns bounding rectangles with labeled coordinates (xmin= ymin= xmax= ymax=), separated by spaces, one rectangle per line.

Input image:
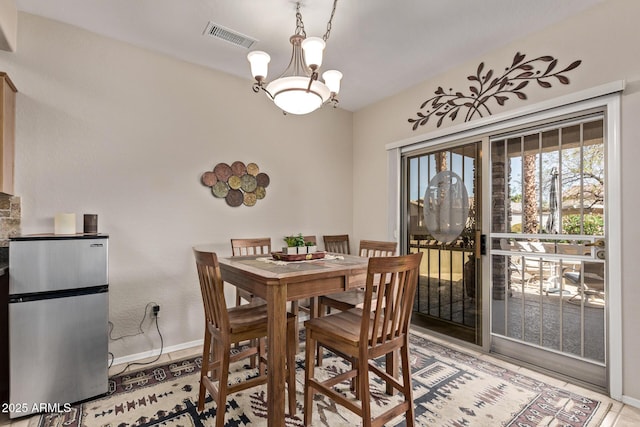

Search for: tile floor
xmin=1 ymin=333 xmax=639 ymax=426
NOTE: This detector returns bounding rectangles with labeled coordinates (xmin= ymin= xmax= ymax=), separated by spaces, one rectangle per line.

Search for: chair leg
xmin=315 ymin=301 xmax=326 ymax=367
xmin=292 ymin=300 xmax=301 ymax=353
xmin=315 ymin=344 xmax=323 ymax=367
xmin=197 ymin=329 xmax=211 ymax=412
xmin=286 ymin=319 xmax=297 ymax=416
xmin=400 ymin=341 xmax=415 ymax=426
xmin=304 ymin=333 xmax=317 ymax=426
xmin=215 ymin=344 xmax=231 ymax=427
xmin=358 ymin=355 xmax=372 ymax=426
xmin=350 ymin=356 xmax=359 ymax=399
xmin=258 ymin=337 xmax=266 ymax=378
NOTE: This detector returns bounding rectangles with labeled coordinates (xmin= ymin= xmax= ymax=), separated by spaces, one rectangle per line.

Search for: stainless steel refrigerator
xmin=8 ymin=234 xmax=108 ymax=418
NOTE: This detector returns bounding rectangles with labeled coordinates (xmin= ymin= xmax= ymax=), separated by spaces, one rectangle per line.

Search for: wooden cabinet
xmin=0 ymin=73 xmax=16 ymax=195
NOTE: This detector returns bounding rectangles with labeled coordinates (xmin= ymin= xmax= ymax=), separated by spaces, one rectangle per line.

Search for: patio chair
xmin=564 ymin=261 xmax=605 ymax=305
xmin=303 ymin=252 xmax=423 ymax=427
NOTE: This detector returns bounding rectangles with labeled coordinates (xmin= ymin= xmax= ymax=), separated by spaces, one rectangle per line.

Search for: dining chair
xmin=316 ymin=239 xmax=397 ymax=366
xmin=230 ymin=238 xmax=271 ymax=307
xmin=230 ymin=238 xmax=272 ymax=362
xmin=193 ymin=249 xmax=297 ymax=426
xmin=323 ymin=234 xmax=351 ymax=254
xmin=303 ymin=252 xmax=423 ymax=427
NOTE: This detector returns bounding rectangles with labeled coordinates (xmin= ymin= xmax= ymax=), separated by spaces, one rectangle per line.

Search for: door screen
xmin=490 ymin=116 xmax=606 ymax=388
xmin=405 ymin=142 xmax=482 ymax=344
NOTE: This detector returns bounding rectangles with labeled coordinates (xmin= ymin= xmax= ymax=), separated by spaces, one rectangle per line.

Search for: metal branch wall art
xmin=201 ymin=161 xmax=270 ymax=207
xmin=408 ymin=52 xmax=582 ymax=131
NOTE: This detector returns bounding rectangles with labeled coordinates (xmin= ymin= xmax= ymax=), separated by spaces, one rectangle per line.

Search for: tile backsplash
xmin=0 ymin=195 xmax=20 ymax=248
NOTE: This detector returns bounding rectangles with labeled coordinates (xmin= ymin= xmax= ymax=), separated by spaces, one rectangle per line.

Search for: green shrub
xmin=562 ymin=214 xmax=604 ymax=235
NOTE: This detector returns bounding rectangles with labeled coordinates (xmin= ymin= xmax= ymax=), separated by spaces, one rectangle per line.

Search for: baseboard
xmin=622 ymin=395 xmax=640 ymax=410
xmin=111 ymin=339 xmax=204 ymax=367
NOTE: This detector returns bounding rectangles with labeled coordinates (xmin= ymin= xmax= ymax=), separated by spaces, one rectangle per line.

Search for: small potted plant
xmin=283 ymin=235 xmax=298 ymax=255
xmin=294 ymin=233 xmax=307 ymax=254
xmin=305 ymin=240 xmax=317 ymax=253
xmin=283 ymin=233 xmax=308 ymax=254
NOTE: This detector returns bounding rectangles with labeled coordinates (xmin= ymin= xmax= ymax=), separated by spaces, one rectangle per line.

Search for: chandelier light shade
xmin=247 ymin=1 xmax=342 ymax=115
xmin=247 ymin=51 xmax=270 ymax=81
xmin=322 ymin=70 xmax=343 ymax=94
xmin=301 ymin=37 xmax=325 ymax=69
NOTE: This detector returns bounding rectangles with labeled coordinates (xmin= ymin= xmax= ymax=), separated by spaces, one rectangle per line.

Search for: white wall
xmin=353 ymin=0 xmax=640 ymax=403
xmin=0 ymin=13 xmax=353 ymax=359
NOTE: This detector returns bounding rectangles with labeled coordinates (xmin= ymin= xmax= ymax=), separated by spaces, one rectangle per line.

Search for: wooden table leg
xmin=267 ymin=283 xmax=287 ymax=427
xmin=309 ymin=296 xmax=318 ymax=319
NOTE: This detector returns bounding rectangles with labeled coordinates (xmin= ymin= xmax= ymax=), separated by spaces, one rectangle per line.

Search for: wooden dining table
xmin=217 ymin=252 xmax=369 ymax=427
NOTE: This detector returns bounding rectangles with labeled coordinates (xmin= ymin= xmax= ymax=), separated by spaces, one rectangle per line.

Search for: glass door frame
xmin=400 ymin=140 xmax=484 ymax=345
xmin=386 ymin=83 xmax=623 ymax=399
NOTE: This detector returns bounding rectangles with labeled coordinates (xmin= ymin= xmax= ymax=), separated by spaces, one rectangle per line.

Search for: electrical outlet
xmin=152 ymin=305 xmax=160 ymax=316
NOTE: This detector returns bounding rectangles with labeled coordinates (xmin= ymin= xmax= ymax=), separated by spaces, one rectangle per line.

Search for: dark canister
xmin=83 ymin=214 xmax=98 ymax=234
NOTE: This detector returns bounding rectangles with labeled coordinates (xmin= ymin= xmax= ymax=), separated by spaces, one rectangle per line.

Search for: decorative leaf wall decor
xmin=201 ymin=161 xmax=270 ymax=207
xmin=408 ymin=52 xmax=581 ymax=131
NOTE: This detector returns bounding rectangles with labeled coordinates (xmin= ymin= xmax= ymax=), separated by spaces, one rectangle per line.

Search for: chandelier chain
xmin=322 ymin=0 xmax=338 ymax=42
xmin=294 ymin=0 xmax=338 ymax=41
xmin=295 ymin=3 xmax=306 ymax=37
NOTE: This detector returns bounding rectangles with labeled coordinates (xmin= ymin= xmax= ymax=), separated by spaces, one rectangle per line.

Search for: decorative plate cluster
xmin=201 ymin=162 xmax=270 ymax=207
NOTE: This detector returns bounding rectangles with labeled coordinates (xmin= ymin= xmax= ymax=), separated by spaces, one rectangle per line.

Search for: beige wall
xmin=3 ymin=0 xmax=640 ymax=405
xmin=0 ymin=0 xmax=17 ymax=52
xmin=0 ymin=13 xmax=353 ymax=359
xmin=353 ymin=0 xmax=640 ymax=404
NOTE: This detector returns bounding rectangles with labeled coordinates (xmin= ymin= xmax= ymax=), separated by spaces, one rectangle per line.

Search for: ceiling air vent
xmin=203 ymin=22 xmax=258 ymax=49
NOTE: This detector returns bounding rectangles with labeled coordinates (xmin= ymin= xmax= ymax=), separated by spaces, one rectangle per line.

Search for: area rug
xmin=30 ymin=331 xmax=610 ymax=427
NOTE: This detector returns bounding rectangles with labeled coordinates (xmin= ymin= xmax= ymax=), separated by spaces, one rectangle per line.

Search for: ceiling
xmin=15 ymin=0 xmax=604 ymax=112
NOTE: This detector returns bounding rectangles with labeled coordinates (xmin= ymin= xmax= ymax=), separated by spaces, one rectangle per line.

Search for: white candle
xmin=54 ymin=213 xmax=76 ymax=235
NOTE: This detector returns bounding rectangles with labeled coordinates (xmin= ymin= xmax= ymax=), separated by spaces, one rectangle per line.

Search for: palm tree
xmin=523 ymin=154 xmax=538 ymax=234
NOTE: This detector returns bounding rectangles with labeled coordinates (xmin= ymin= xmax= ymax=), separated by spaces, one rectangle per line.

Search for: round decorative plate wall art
xmin=201 ymin=162 xmax=270 ymax=207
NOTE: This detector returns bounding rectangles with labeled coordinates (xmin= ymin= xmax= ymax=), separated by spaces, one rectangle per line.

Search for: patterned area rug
xmin=30 ymin=331 xmax=610 ymax=427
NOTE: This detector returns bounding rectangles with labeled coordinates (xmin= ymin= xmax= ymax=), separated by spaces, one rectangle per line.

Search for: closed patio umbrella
xmin=546 ymin=167 xmax=559 ymax=233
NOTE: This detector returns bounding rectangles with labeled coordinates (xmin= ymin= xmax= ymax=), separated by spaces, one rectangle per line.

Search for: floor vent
xmin=203 ymin=22 xmax=257 ymax=49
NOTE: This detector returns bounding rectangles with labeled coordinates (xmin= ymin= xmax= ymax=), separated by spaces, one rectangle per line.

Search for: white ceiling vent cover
xmin=203 ymin=22 xmax=258 ymax=49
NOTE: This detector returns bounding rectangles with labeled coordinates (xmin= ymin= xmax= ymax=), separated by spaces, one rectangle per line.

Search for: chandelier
xmin=247 ymin=1 xmax=342 ymax=115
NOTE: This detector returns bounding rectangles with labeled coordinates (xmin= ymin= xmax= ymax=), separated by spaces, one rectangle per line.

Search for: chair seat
xmin=228 ymin=302 xmax=295 ymax=335
xmin=306 ymin=308 xmax=362 ymax=344
xmin=306 ymin=308 xmax=391 ymax=350
xmin=320 ymin=289 xmax=366 ymax=311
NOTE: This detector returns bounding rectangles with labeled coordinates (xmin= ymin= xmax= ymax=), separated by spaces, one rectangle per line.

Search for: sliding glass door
xmin=404 ymin=141 xmax=482 ymax=345
xmin=489 ymin=115 xmax=607 ymax=389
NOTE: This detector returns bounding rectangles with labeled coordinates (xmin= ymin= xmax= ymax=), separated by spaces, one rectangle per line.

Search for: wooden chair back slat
xmin=323 ymin=234 xmax=351 ymax=254
xmin=361 ymin=253 xmax=422 ymax=349
xmin=194 ymin=250 xmax=229 ymax=334
xmin=358 ymin=240 xmax=397 ymax=257
xmin=230 ymin=238 xmax=272 ymax=256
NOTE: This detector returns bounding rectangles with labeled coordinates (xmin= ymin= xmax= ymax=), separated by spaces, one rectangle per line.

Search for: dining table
xmin=217 ymin=252 xmax=369 ymax=427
